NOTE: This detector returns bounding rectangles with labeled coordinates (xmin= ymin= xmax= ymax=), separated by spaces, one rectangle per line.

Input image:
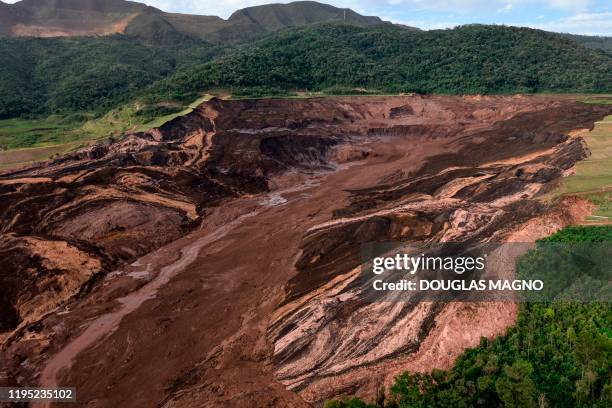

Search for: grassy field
xmin=0 ymin=116 xmax=84 ymax=150
xmin=558 ymin=115 xmax=612 ymax=222
xmin=134 ymin=95 xmax=212 ymax=132
xmin=578 ymin=95 xmax=612 ymax=105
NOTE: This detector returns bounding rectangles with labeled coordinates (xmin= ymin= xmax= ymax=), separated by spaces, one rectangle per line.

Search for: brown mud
xmin=1 ymin=95 xmax=611 ymax=407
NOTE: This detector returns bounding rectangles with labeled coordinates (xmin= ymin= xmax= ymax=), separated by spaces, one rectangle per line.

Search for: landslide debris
xmin=269 ymin=101 xmax=612 ymax=402
xmin=0 ymin=95 xmax=610 ymax=406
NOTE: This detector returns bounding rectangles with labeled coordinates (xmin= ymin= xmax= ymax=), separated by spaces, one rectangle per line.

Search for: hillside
xmin=561 ymin=33 xmax=612 ymax=53
xmin=1 ymin=23 xmax=611 ymax=120
xmin=209 ymin=1 xmax=385 ymax=42
xmin=0 ymin=1 xmax=19 ymax=35
xmin=0 ymin=35 xmax=222 ymax=118
xmin=150 ymin=24 xmax=612 ymax=101
xmin=327 ymin=226 xmax=612 ymax=407
xmin=1 ymin=0 xmax=150 ymax=37
xmin=0 ymin=0 xmax=386 ymax=42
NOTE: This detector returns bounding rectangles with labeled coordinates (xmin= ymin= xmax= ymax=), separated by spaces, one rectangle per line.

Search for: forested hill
xmin=0 ymin=35 xmax=222 ymax=118
xmin=1 ymin=24 xmax=611 ymax=119
xmin=152 ymin=24 xmax=612 ymax=102
xmin=560 ymin=34 xmax=612 ymax=53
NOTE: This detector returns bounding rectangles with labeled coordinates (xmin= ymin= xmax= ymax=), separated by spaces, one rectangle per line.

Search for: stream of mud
xmin=36 ymin=210 xmax=260 ymax=401
xmin=34 ymin=169 xmax=328 ymax=407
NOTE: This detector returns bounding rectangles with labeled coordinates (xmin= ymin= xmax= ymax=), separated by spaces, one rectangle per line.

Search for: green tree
xmin=495 ymin=360 xmax=537 ymax=408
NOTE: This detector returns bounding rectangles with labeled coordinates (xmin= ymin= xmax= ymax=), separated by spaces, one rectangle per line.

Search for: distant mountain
xmin=0 ymin=2 xmax=15 ymax=36
xmin=0 ymin=0 xmax=151 ymax=37
xmin=212 ymin=1 xmax=384 ymax=42
xmin=0 ymin=0 xmax=387 ymax=42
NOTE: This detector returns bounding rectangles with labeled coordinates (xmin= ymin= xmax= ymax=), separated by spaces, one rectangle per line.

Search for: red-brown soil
xmin=0 ymin=95 xmax=610 ymax=407
xmin=1 ymin=0 xmax=147 ymax=37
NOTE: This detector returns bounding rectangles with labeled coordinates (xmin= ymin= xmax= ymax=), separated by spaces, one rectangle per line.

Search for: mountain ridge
xmin=0 ymin=0 xmax=387 ymax=42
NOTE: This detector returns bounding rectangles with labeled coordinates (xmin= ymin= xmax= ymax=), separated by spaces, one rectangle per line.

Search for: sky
xmin=4 ymin=0 xmax=612 ymax=35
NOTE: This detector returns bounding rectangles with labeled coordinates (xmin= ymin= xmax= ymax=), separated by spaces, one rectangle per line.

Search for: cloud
xmin=383 ymin=0 xmax=590 ymax=13
xmin=497 ymin=3 xmax=513 ymax=13
xmin=531 ymin=11 xmax=612 ymax=35
xmin=387 ymin=18 xmax=460 ymax=30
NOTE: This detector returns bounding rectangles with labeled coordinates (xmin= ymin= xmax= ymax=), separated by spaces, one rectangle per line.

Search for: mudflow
xmin=0 ymin=96 xmax=610 ymax=407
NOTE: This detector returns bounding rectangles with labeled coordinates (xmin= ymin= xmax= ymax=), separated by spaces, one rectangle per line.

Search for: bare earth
xmin=1 ymin=95 xmax=611 ymax=407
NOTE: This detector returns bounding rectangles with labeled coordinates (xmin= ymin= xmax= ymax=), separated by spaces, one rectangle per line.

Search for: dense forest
xmin=1 ymin=23 xmax=611 ymax=119
xmin=0 ymin=34 xmax=223 ymax=119
xmin=150 ymin=24 xmax=612 ymax=102
xmin=561 ymin=34 xmax=612 ymax=53
xmin=326 ymin=226 xmax=612 ymax=408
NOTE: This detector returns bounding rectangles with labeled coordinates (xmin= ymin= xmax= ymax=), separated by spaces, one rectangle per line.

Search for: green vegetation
xmin=134 ymin=94 xmax=212 ymax=131
xmin=0 ymin=115 xmax=83 ymax=150
xmin=0 ymin=105 xmax=153 ymax=151
xmin=326 ymin=226 xmax=612 ymax=408
xmin=149 ymin=24 xmax=612 ymax=104
xmin=0 ymin=32 xmax=217 ymax=159
xmin=0 ymin=95 xmax=213 ymax=169
xmin=2 ymin=24 xmax=611 ymax=122
xmin=561 ymin=34 xmax=612 ymax=53
xmin=581 ymin=97 xmax=612 ymax=105
xmin=539 ymin=225 xmax=612 ymax=242
xmin=0 ymin=22 xmax=610 ymax=168
xmin=0 ymin=35 xmax=224 ymax=119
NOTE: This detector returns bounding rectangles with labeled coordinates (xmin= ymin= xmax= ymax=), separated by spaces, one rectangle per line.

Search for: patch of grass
xmin=578 ymin=95 xmax=612 ymax=105
xmin=558 ymin=116 xmax=612 ymax=222
xmin=134 ymin=94 xmax=213 ymax=132
xmin=0 ymin=143 xmax=80 ymax=171
xmin=77 ymin=104 xmax=144 ymax=140
xmin=582 ymin=191 xmax=612 ymax=220
xmin=0 ymin=116 xmax=82 ymax=150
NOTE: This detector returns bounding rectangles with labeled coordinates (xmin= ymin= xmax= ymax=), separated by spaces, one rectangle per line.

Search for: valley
xmin=1 ymin=95 xmax=610 ymax=406
xmin=1 ymin=1 xmax=611 ymax=406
